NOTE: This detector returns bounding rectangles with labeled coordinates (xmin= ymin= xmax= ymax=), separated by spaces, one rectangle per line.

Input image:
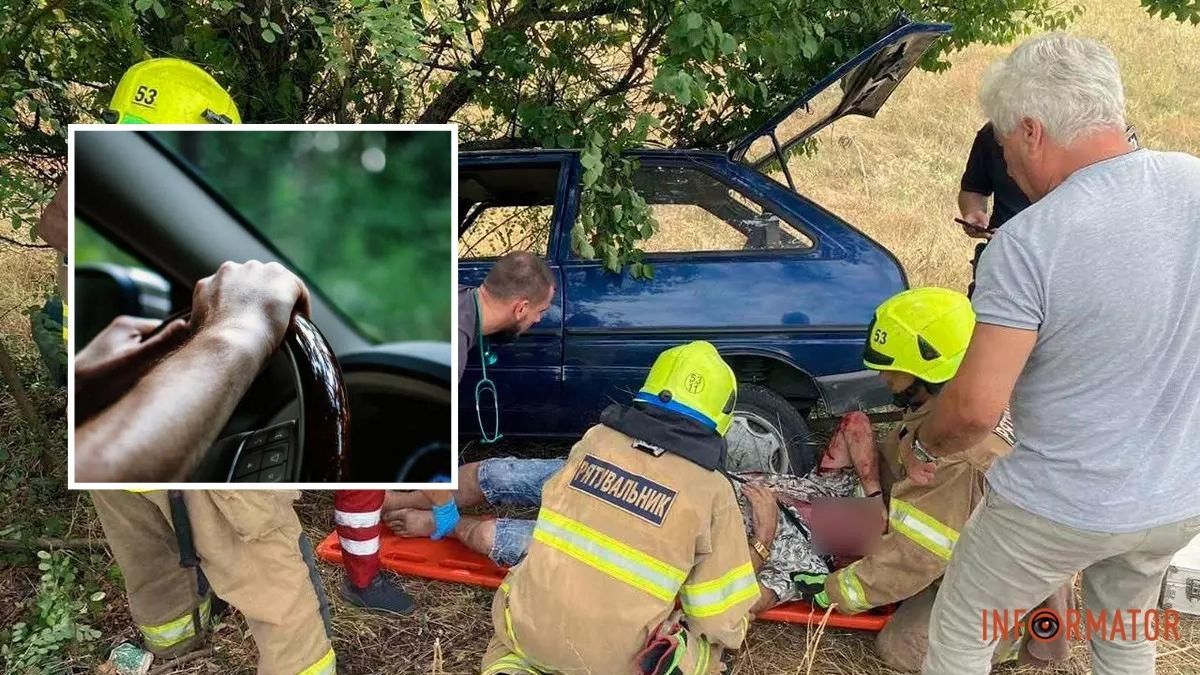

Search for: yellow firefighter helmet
xmin=104 ymin=58 xmax=241 ymax=125
xmin=863 ymin=287 xmax=976 ymax=384
xmin=635 ymin=341 xmax=738 ymax=436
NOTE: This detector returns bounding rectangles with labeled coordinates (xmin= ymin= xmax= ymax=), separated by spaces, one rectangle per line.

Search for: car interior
xmin=73 ymin=129 xmax=451 ymax=484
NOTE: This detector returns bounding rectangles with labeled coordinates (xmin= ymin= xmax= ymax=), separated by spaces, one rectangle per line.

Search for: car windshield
xmin=153 ymin=129 xmax=452 ymax=344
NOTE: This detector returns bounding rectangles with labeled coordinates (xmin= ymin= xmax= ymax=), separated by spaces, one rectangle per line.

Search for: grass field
xmin=4 ymin=0 xmax=1199 ymax=673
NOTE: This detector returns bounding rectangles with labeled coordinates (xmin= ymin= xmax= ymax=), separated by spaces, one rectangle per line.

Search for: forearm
xmin=919 ymin=386 xmax=996 ymax=459
xmin=957 ymin=190 xmax=988 ymax=217
xmin=76 ymin=329 xmax=264 ymax=481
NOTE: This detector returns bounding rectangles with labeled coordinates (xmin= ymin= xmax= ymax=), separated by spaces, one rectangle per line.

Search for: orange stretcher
xmin=316 ymin=530 xmax=894 ymax=631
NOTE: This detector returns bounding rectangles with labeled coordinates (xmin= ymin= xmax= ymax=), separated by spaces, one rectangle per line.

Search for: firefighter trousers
xmin=92 ymin=490 xmax=335 ymax=675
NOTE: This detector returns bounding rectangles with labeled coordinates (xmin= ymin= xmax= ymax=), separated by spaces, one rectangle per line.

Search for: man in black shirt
xmin=958 ymin=122 xmax=1032 ymax=297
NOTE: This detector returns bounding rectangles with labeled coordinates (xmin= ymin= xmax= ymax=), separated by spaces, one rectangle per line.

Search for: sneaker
xmin=340 ymin=574 xmax=416 ymax=615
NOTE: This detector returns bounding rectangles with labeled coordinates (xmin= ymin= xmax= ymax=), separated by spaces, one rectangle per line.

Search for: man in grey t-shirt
xmin=909 ymin=34 xmax=1200 ymax=675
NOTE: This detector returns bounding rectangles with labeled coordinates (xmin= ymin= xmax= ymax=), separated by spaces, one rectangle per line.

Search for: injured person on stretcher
xmin=386 ymin=410 xmax=879 ymax=614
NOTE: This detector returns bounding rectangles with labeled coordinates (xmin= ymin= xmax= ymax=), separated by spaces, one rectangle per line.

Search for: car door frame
xmin=457 ymin=150 xmax=580 ymax=436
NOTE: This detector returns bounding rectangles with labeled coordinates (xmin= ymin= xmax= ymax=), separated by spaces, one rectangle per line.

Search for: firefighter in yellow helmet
xmin=790 ymin=287 xmax=1071 ymax=672
xmin=78 ymin=59 xmax=336 ymax=675
xmin=39 ymin=58 xmax=242 ymax=345
xmin=481 ymin=341 xmax=759 ymax=675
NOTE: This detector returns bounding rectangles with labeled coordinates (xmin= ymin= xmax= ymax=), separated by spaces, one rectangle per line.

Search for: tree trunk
xmin=0 ymin=338 xmax=46 ymax=466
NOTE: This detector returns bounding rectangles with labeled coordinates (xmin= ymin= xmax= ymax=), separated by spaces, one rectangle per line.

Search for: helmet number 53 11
xmin=134 ymin=85 xmax=158 ymax=106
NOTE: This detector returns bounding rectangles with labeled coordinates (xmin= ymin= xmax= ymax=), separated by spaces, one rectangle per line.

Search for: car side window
xmin=633 ymin=165 xmax=814 ymax=254
xmin=459 ymin=205 xmax=554 ymax=258
xmin=458 ymin=164 xmax=560 ymax=260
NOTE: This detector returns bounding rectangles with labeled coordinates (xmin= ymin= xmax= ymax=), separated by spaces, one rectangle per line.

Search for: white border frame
xmin=67 ymin=123 xmax=459 ymax=490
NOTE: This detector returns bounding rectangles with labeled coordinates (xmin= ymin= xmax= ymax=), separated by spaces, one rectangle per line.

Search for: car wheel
xmin=725 ymin=382 xmax=816 ymax=475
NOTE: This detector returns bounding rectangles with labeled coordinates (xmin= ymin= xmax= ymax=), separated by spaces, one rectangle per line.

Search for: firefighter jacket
xmin=487 ymin=403 xmax=760 ymax=674
xmin=824 ymin=401 xmax=1014 ymax=614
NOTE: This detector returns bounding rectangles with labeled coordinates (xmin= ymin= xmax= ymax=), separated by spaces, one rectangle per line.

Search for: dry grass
xmin=0 ymin=240 xmax=56 ymax=339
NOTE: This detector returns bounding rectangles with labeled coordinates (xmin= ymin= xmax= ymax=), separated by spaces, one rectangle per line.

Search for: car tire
xmin=725 ymin=382 xmax=817 ymax=475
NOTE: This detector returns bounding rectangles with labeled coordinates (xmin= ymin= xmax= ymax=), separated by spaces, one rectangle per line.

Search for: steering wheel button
xmin=267 ymin=425 xmax=291 ymax=444
xmin=244 ymin=434 xmax=267 ymax=450
xmin=235 ymin=453 xmax=262 ymax=477
xmin=261 ymin=447 xmax=288 ymax=469
xmin=234 ymin=470 xmax=261 ymax=482
xmin=261 ymin=466 xmax=287 ymax=482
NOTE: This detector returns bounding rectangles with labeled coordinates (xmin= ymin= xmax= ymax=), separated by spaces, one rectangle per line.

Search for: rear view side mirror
xmin=74 ymin=263 xmax=172 ymax=351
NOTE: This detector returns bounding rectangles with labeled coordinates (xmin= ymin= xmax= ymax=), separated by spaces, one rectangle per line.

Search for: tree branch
xmin=541 ymin=2 xmax=623 ymax=22
xmin=0 ymin=235 xmax=53 ymax=250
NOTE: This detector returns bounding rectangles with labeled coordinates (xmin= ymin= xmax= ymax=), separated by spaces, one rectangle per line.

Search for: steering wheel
xmin=181 ymin=312 xmax=351 ymax=483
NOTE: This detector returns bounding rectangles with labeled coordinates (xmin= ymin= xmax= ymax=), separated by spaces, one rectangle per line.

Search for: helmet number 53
xmin=134 ymin=85 xmax=158 ymax=106
xmin=873 ymin=329 xmax=887 ymax=344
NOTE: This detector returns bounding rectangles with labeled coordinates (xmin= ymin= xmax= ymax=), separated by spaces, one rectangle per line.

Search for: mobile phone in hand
xmin=955 ymin=216 xmax=995 ymax=232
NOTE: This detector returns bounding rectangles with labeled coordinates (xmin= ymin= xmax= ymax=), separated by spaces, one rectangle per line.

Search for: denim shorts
xmin=477 ymin=457 xmax=565 ymax=566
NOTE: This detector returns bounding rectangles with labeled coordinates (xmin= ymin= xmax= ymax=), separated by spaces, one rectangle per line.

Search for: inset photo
xmin=69 ymin=125 xmax=454 ymax=487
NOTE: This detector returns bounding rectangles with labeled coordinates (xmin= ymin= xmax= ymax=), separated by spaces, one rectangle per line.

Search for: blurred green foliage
xmin=77 ymin=130 xmax=452 ymax=343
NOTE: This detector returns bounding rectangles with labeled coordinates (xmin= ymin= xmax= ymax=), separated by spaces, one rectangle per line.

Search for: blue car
xmin=458 ymin=19 xmax=951 ymax=474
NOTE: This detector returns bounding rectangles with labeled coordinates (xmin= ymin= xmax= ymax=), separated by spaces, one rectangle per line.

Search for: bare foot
xmin=382 ymin=490 xmax=434 ymax=513
xmin=385 ymin=508 xmax=435 ymax=538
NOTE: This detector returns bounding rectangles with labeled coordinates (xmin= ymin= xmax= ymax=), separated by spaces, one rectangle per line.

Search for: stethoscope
xmin=474 ymin=290 xmax=503 ymax=444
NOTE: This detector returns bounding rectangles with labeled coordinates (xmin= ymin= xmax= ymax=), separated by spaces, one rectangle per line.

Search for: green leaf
xmin=611 ymin=204 xmax=623 ymax=223
xmin=261 ymin=29 xmax=276 ymax=43
xmin=603 ymin=247 xmax=621 ymax=273
xmin=270 ymin=22 xmax=283 ymax=33
xmin=134 ymin=0 xmax=152 ymax=11
xmin=36 ymin=550 xmax=50 ymax=560
xmin=151 ymin=0 xmax=166 ymax=18
xmin=685 ymin=12 xmax=703 ymax=30
xmin=89 ymin=592 xmax=105 ymax=602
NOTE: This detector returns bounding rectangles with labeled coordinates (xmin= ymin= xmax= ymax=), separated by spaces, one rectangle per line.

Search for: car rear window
xmin=634 ymin=165 xmax=814 ymax=254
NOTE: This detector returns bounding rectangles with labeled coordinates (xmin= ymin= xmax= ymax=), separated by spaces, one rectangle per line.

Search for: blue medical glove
xmin=431 ymin=500 xmax=460 ymax=540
